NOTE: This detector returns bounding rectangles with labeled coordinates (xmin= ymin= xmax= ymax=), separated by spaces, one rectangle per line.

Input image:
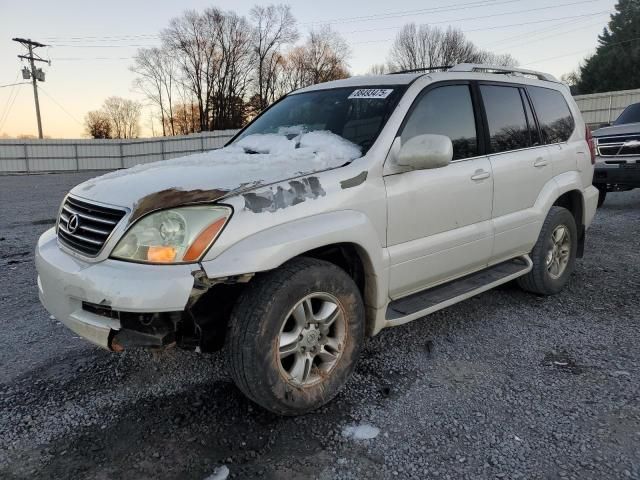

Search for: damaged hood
xmin=71 ymin=131 xmax=362 ymax=218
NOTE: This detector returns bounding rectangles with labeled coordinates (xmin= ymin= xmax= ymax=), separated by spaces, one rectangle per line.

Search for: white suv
xmin=36 ymin=64 xmax=599 ymax=415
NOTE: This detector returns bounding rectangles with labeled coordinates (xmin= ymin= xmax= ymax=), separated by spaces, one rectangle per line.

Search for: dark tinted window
xmin=402 ymin=85 xmax=478 ymax=160
xmin=521 ymin=90 xmax=541 ymax=146
xmin=614 ymin=103 xmax=640 ymax=125
xmin=481 ymin=85 xmax=531 ymax=153
xmin=528 ymin=86 xmax=575 ymax=143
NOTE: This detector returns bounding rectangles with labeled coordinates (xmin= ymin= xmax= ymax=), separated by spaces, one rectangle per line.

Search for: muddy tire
xmin=225 ymin=257 xmax=365 ymax=415
xmin=517 ymin=206 xmax=577 ymax=296
xmin=596 ymin=185 xmax=607 ymax=208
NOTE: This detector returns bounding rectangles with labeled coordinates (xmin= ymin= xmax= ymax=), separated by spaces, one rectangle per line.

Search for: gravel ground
xmin=1 ymin=172 xmax=639 ymax=480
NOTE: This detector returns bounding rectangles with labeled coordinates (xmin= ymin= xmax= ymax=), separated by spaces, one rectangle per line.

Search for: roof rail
xmin=388 ymin=66 xmax=452 ymax=75
xmin=448 ymin=63 xmax=558 ymax=82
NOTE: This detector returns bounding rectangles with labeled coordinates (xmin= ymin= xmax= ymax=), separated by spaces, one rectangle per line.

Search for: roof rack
xmin=388 ymin=66 xmax=452 ymax=75
xmin=386 ymin=63 xmax=558 ymax=82
xmin=448 ymin=63 xmax=559 ymax=82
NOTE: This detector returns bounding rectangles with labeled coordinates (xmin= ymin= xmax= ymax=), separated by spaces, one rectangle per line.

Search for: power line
xmin=52 ymin=44 xmax=159 ymax=48
xmin=351 ymin=10 xmax=611 ymax=45
xmin=482 ymin=11 xmax=604 ymax=47
xmin=0 ymin=85 xmax=24 ymax=133
xmin=37 ymin=86 xmax=83 ymax=125
xmin=0 ymin=81 xmax=30 ymax=89
xmin=340 ymin=0 xmax=608 ymax=36
xmin=0 ymin=73 xmax=20 ymax=122
xmin=303 ymin=0 xmax=527 ymax=26
xmin=53 ymin=57 xmax=134 ymax=61
xmin=521 ymin=35 xmax=640 ymax=65
xmin=491 ymin=17 xmax=608 ymax=52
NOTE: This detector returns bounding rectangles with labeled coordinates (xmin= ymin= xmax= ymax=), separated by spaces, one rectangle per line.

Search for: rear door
xmin=479 ymin=83 xmax=553 ymax=263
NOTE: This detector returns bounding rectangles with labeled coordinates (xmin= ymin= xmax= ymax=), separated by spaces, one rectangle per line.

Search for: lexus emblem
xmin=67 ymin=214 xmax=80 ymax=234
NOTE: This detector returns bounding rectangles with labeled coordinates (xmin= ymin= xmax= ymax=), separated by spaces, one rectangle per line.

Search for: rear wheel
xmin=517 ymin=206 xmax=577 ymax=295
xmin=596 ymin=184 xmax=607 ymax=208
xmin=225 ymin=257 xmax=365 ymax=415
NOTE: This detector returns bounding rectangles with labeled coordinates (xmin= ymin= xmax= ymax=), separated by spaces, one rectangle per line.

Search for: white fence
xmin=574 ymin=88 xmax=640 ymax=127
xmin=0 ymin=130 xmax=239 ymax=174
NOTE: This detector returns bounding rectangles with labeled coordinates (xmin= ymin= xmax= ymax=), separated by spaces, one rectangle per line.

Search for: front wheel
xmin=517 ymin=206 xmax=577 ymax=295
xmin=225 ymin=257 xmax=365 ymax=415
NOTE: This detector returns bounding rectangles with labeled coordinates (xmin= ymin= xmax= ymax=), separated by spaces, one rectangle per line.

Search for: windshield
xmin=614 ymin=103 xmax=640 ymax=125
xmin=235 ymin=86 xmax=406 ymax=154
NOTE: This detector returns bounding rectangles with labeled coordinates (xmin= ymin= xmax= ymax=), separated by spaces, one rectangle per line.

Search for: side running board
xmin=385 ymin=255 xmax=533 ymax=327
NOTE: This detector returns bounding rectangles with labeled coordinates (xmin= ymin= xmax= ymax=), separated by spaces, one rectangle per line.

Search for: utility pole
xmin=12 ymin=38 xmax=50 ymax=139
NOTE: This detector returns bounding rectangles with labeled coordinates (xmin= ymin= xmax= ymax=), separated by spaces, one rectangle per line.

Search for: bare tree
xmin=278 ymin=45 xmax=309 ymax=93
xmin=250 ymin=4 xmax=298 ymax=111
xmin=131 ymin=47 xmax=177 ymax=136
xmin=162 ymin=10 xmax=218 ymax=132
xmin=168 ymin=102 xmax=200 ymax=135
xmin=388 ymin=24 xmax=517 ymax=72
xmin=84 ymin=110 xmax=112 ymax=139
xmin=209 ymin=8 xmax=254 ymax=129
xmin=305 ymin=26 xmax=350 ymax=85
xmin=367 ymin=63 xmax=389 ymax=75
xmin=102 ymin=97 xmax=142 ymax=139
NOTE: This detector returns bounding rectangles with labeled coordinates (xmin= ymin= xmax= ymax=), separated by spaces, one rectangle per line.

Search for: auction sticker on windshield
xmin=348 ymin=89 xmax=394 ymax=99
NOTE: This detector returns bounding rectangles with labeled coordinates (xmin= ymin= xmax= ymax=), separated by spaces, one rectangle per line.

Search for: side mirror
xmin=396 ymin=134 xmax=453 ymax=170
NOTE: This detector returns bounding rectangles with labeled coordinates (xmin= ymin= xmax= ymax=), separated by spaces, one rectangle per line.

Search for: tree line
xmin=85 ymin=5 xmax=519 ymax=139
xmin=566 ymin=0 xmax=639 ymax=94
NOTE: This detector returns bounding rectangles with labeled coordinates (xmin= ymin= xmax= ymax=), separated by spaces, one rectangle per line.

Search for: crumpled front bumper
xmin=35 ymin=228 xmax=197 ymax=349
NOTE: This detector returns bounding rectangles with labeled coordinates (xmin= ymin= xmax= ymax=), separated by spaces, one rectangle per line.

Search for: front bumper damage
xmin=35 ymin=228 xmax=199 ymax=350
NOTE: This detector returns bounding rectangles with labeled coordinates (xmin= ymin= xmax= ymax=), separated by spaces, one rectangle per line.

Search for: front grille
xmin=57 ymin=196 xmax=126 ymax=256
xmin=596 ymin=134 xmax=640 ymax=157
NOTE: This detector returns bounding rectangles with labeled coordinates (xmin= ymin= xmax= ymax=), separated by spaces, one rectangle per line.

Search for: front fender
xmin=200 ymin=210 xmax=389 ymax=309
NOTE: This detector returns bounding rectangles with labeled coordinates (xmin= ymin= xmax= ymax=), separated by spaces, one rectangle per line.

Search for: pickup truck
xmin=592 ymin=102 xmax=640 ymax=206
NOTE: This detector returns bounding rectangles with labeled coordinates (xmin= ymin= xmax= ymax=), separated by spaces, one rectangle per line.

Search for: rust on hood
xmin=242 ymin=177 xmax=325 ymax=213
xmin=129 ymin=187 xmax=230 ymax=224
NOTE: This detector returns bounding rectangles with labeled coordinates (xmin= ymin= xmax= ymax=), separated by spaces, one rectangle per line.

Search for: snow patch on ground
xmin=203 ymin=465 xmax=229 ymax=480
xmin=342 ymin=424 xmax=380 ymax=440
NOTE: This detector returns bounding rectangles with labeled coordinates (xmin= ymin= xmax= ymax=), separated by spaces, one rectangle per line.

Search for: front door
xmin=385 ymin=83 xmax=494 ymax=299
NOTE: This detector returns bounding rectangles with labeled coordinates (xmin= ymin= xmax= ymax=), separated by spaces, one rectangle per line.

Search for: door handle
xmin=534 ymin=157 xmax=548 ymax=168
xmin=471 ymin=170 xmax=490 ymax=181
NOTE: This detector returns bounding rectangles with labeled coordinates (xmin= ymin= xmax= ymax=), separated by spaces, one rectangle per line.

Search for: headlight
xmin=111 ymin=205 xmax=231 ymax=264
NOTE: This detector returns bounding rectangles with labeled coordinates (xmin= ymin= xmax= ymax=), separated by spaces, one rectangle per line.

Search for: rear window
xmin=480 ymin=85 xmax=531 ymax=153
xmin=528 ymin=86 xmax=575 ymax=143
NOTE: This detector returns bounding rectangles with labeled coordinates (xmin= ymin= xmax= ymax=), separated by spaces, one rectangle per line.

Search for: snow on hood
xmin=71 ymin=131 xmax=362 ymax=210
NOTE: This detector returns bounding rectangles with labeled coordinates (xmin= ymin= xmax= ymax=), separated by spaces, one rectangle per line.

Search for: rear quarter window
xmin=528 ymin=86 xmax=575 ymax=143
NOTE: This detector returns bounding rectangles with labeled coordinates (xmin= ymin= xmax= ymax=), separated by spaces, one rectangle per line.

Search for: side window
xmin=521 ymin=90 xmax=541 ymax=146
xmin=480 ymin=85 xmax=530 ymax=153
xmin=401 ymin=85 xmax=478 ymax=160
xmin=528 ymin=86 xmax=575 ymax=143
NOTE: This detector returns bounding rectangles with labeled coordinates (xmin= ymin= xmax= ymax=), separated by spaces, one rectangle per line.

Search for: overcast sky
xmin=0 ymin=0 xmax=617 ymax=138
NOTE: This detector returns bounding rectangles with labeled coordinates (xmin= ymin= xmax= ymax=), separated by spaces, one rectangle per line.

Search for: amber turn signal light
xmin=183 ymin=217 xmax=227 ymax=262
